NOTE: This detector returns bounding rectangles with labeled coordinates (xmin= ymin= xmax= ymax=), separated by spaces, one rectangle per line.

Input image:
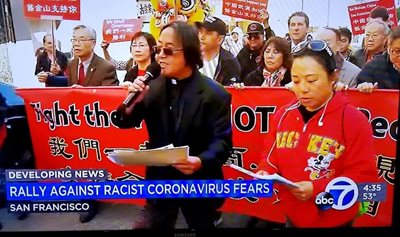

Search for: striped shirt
xmin=223 ymin=37 xmax=243 ymax=57
xmin=200 ymin=53 xmax=219 ymax=79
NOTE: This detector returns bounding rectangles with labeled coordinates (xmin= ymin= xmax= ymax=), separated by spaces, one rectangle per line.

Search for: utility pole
xmin=327 ymin=0 xmax=330 ymax=26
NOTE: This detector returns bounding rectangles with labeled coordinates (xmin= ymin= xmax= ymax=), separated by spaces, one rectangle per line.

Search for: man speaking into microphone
xmin=114 ymin=21 xmax=232 ymax=229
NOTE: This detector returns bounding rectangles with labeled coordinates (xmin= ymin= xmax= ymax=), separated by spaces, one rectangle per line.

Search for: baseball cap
xmin=247 ymin=22 xmax=264 ymax=34
xmin=195 ymin=16 xmax=227 ymax=36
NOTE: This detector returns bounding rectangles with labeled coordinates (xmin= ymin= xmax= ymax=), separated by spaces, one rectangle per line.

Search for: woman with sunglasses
xmin=243 ymin=36 xmax=292 ymax=87
xmin=256 ymin=40 xmax=377 ymax=227
xmin=123 ymin=32 xmax=157 ymax=82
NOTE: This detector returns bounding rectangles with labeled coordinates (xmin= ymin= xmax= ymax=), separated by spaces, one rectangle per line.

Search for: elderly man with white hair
xmin=350 ymin=19 xmax=390 ymax=69
xmin=356 ymin=26 xmax=400 ymax=92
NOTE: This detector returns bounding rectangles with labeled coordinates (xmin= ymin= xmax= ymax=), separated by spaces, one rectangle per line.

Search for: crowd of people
xmin=4 ymin=4 xmax=395 ymax=230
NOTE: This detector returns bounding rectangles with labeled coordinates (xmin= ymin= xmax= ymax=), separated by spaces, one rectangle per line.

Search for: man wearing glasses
xmin=114 ymin=21 xmax=232 ymax=229
xmin=38 ymin=25 xmax=119 ymax=87
xmin=69 ymin=25 xmax=119 ymax=224
xmin=38 ymin=25 xmax=119 ymax=222
xmin=356 ymin=26 xmax=400 ymax=92
xmin=67 ymin=25 xmax=119 ymax=86
xmin=350 ymin=19 xmax=390 ymax=69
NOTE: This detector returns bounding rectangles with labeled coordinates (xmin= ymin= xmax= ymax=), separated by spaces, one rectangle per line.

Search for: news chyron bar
xmin=5 ymin=168 xmax=273 ymax=213
xmin=5 ymin=168 xmax=108 ymax=213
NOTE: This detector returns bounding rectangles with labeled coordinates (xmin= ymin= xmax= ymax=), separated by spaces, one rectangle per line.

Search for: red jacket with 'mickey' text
xmin=258 ymin=92 xmax=378 ymax=227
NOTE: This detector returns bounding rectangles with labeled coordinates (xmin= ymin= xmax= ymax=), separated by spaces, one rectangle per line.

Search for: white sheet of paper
xmin=228 ymin=164 xmax=300 ymax=188
xmin=106 ymin=145 xmax=188 ymax=166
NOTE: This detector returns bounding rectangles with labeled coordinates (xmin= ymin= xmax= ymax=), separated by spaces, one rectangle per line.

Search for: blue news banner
xmin=5 ymin=169 xmax=273 ymax=213
xmin=6 ymin=180 xmax=273 ymax=200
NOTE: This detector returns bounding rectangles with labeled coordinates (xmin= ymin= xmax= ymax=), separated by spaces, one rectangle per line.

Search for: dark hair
xmin=130 ymin=31 xmax=157 ymax=62
xmin=370 ymin=6 xmax=389 ymax=21
xmin=160 ymin=21 xmax=203 ymax=70
xmin=288 ymin=11 xmax=310 ymax=28
xmin=293 ymin=41 xmax=336 ymax=75
xmin=42 ymin=34 xmax=52 ymax=44
xmin=338 ymin=27 xmax=352 ymax=42
xmin=388 ymin=26 xmax=400 ymax=45
xmin=260 ymin=36 xmax=292 ymax=71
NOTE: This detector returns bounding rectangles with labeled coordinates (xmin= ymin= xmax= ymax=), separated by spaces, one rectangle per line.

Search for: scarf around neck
xmin=262 ymin=67 xmax=287 ymax=87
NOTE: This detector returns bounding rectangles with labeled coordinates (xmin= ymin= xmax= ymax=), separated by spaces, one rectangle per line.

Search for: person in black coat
xmin=114 ymin=21 xmax=232 ymax=229
xmin=195 ymin=16 xmax=241 ymax=85
xmin=236 ymin=13 xmax=275 ymax=81
xmin=356 ymin=26 xmax=400 ymax=92
xmin=34 ymin=34 xmax=68 ymax=76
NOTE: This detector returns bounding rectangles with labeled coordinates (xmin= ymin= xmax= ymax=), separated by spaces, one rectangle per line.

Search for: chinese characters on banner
xmin=137 ymin=0 xmax=153 ymax=17
xmin=222 ymin=0 xmax=268 ymax=22
xmin=16 ymin=87 xmax=398 ymax=227
xmin=348 ymin=0 xmax=398 ymax=35
xmin=102 ymin=19 xmax=143 ymax=43
xmin=23 ymin=0 xmax=80 ymax=20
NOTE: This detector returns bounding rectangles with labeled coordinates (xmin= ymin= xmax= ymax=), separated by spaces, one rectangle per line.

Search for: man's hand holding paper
xmin=106 ymin=145 xmax=189 ymax=166
xmin=173 ymin=156 xmax=202 ymax=175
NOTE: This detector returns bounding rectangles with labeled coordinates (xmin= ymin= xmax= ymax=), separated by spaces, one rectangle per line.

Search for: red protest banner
xmin=348 ymin=0 xmax=398 ymax=35
xmin=16 ymin=87 xmax=398 ymax=227
xmin=222 ymin=0 xmax=268 ymax=22
xmin=102 ymin=19 xmax=143 ymax=43
xmin=23 ymin=0 xmax=80 ymax=20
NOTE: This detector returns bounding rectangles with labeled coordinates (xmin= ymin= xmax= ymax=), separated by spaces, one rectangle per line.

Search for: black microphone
xmin=122 ymin=62 xmax=161 ymax=107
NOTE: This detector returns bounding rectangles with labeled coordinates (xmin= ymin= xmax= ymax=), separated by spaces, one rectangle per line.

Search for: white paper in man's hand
xmin=106 ymin=145 xmax=188 ymax=166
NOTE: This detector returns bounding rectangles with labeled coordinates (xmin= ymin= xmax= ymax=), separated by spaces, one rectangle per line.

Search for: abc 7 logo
xmin=315 ymin=177 xmax=358 ymax=211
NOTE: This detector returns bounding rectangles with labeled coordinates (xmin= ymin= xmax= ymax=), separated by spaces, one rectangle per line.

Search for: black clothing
xmin=114 ymin=70 xmax=232 ymax=229
xmin=356 ymin=53 xmax=400 ymax=89
xmin=34 ymin=50 xmax=68 ymax=76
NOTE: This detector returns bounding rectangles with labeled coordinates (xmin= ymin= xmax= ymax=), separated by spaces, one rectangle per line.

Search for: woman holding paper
xmin=256 ymin=40 xmax=378 ymax=228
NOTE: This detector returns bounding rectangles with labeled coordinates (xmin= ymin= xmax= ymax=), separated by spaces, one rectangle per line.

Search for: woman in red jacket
xmin=257 ymin=40 xmax=378 ymax=228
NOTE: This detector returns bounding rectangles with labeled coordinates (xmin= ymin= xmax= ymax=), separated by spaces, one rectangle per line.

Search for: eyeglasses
xmin=70 ymin=38 xmax=95 ymax=44
xmin=131 ymin=43 xmax=148 ymax=48
xmin=153 ymin=46 xmax=183 ymax=56
xmin=248 ymin=34 xmax=261 ymax=40
xmin=365 ymin=34 xmax=381 ymax=40
xmin=390 ymin=49 xmax=400 ymax=57
xmin=293 ymin=39 xmax=333 ymax=57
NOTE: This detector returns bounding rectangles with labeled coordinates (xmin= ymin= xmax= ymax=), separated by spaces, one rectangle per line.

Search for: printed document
xmin=106 ymin=144 xmax=188 ymax=166
xmin=228 ymin=164 xmax=300 ymax=188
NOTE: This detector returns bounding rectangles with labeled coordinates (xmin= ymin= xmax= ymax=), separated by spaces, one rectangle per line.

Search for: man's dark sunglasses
xmin=153 ymin=46 xmax=183 ymax=56
xmin=248 ymin=34 xmax=261 ymax=40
